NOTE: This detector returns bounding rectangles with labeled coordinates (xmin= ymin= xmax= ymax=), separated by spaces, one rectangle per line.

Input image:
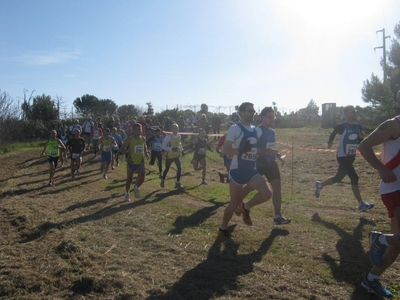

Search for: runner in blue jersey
xmin=314 ymin=105 xmax=374 ymax=212
xmin=239 ymin=107 xmax=290 ymax=225
xmin=218 ymin=102 xmax=272 ymax=237
xmin=147 ymin=128 xmax=164 ymax=178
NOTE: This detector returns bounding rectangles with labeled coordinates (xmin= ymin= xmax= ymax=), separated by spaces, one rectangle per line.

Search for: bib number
xmin=50 ymin=150 xmax=57 ymax=156
xmin=135 ymin=145 xmax=144 ymax=154
xmin=266 ymin=142 xmax=276 ymax=149
xmin=241 ymin=148 xmax=257 ymax=161
xmin=346 ymin=144 xmax=357 ymax=155
xmin=103 ymin=145 xmax=111 ymax=152
xmin=198 ymin=147 xmax=205 ymax=155
xmin=72 ymin=153 xmax=80 ymax=159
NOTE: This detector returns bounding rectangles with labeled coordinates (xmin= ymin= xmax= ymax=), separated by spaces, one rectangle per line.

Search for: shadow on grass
xmin=18 ymin=190 xmax=162 ymax=243
xmin=311 ymin=213 xmax=379 ymax=299
xmin=146 ymin=227 xmax=289 ymax=299
xmin=168 ymin=199 xmax=228 ymax=235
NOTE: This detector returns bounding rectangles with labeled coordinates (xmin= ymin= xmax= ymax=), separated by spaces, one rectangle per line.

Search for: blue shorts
xmin=128 ymin=162 xmax=144 ymax=172
xmin=229 ymin=169 xmax=259 ymax=185
xmin=101 ymin=152 xmax=112 ymax=164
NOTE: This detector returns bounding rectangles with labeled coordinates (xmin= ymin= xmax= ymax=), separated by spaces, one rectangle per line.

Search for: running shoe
xmin=160 ymin=179 xmax=165 ymax=188
xmin=201 ymin=180 xmax=208 ymax=185
xmin=197 ymin=165 xmax=203 ymax=171
xmin=124 ymin=192 xmax=130 ymax=202
xmin=314 ymin=181 xmax=322 ymax=198
xmin=103 ymin=174 xmax=108 ymax=179
xmin=218 ymin=228 xmax=230 ymax=238
xmin=71 ymin=175 xmax=75 ymax=181
xmin=237 ymin=203 xmax=252 ymax=226
xmin=218 ymin=172 xmax=225 ymax=183
xmin=134 ymin=185 xmax=140 ymax=198
xmin=359 ymin=201 xmax=374 ymax=212
xmin=175 ymin=182 xmax=184 ymax=190
xmin=273 ymin=214 xmax=291 ymax=225
xmin=369 ymin=231 xmax=387 ymax=268
xmin=361 ymin=276 xmax=393 ymax=298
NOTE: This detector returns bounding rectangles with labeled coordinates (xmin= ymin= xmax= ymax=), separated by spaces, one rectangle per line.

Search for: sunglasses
xmin=244 ymin=109 xmax=256 ymax=113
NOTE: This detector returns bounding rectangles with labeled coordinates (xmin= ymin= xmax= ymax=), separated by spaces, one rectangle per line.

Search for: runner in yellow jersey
xmin=120 ymin=123 xmax=149 ymax=201
xmin=161 ymin=123 xmax=185 ymax=190
xmin=41 ymin=130 xmax=66 ymax=186
xmin=97 ymin=128 xmax=118 ymax=179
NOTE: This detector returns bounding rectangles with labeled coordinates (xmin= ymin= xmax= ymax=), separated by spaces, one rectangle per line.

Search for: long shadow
xmin=169 ymin=199 xmax=228 ymax=235
xmin=311 ymin=213 xmax=378 ymax=299
xmin=146 ymin=227 xmax=289 ymax=299
xmin=19 ymin=190 xmax=162 ymax=243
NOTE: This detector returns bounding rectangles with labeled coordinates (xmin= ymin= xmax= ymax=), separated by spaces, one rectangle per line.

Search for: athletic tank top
xmin=167 ymin=135 xmax=181 ymax=159
xmin=195 ymin=137 xmax=208 ymax=155
xmin=151 ymin=136 xmax=163 ymax=152
xmin=127 ymin=136 xmax=145 ymax=164
xmin=380 ymin=116 xmax=400 ymax=194
xmin=337 ymin=122 xmax=361 ymax=158
xmin=102 ymin=137 xmax=113 ymax=152
xmin=47 ymin=140 xmax=60 ymax=157
xmin=256 ymin=126 xmax=276 ymax=165
xmin=231 ymin=123 xmax=258 ymax=171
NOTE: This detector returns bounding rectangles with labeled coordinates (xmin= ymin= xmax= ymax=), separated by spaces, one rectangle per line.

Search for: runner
xmin=147 ymin=128 xmax=164 ymax=178
xmin=120 ymin=123 xmax=149 ymax=201
xmin=239 ymin=106 xmax=291 ymax=225
xmin=191 ymin=128 xmax=212 ymax=185
xmin=110 ymin=127 xmax=124 ymax=169
xmin=41 ymin=130 xmax=66 ymax=186
xmin=219 ymin=102 xmax=272 ymax=237
xmin=216 ymin=133 xmax=231 ymax=183
xmin=65 ymin=129 xmax=85 ymax=180
xmin=314 ymin=105 xmax=374 ymax=212
xmin=82 ymin=117 xmax=94 ymax=150
xmin=57 ymin=127 xmax=69 ymax=167
xmin=161 ymin=123 xmax=185 ymax=190
xmin=97 ymin=128 xmax=118 ymax=179
xmin=91 ymin=122 xmax=103 ymax=158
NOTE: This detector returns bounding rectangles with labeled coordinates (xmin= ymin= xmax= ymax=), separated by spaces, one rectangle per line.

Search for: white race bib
xmin=103 ymin=145 xmax=111 ymax=152
xmin=346 ymin=144 xmax=357 ymax=155
xmin=241 ymin=148 xmax=257 ymax=161
xmin=135 ymin=145 xmax=144 ymax=154
xmin=72 ymin=153 xmax=80 ymax=159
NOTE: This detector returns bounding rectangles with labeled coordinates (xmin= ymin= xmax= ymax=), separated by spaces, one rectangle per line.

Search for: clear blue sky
xmin=1 ymin=0 xmax=399 ymax=115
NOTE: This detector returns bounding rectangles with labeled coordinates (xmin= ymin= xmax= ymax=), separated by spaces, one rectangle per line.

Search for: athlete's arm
xmin=358 ymin=119 xmax=400 ymax=183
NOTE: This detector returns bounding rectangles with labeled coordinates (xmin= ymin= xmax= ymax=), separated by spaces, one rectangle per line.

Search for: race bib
xmin=93 ymin=133 xmax=99 ymax=139
xmin=154 ymin=143 xmax=161 ymax=150
xmin=135 ymin=145 xmax=144 ymax=154
xmin=103 ymin=145 xmax=111 ymax=152
xmin=72 ymin=153 xmax=80 ymax=159
xmin=50 ymin=150 xmax=57 ymax=156
xmin=241 ymin=148 xmax=257 ymax=161
xmin=198 ymin=147 xmax=205 ymax=155
xmin=346 ymin=144 xmax=357 ymax=155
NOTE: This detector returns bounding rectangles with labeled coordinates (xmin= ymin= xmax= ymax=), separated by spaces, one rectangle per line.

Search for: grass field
xmin=0 ymin=127 xmax=398 ymax=299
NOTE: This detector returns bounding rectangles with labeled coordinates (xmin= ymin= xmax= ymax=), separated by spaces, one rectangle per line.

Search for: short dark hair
xmin=260 ymin=106 xmax=275 ymax=116
xmin=238 ymin=102 xmax=254 ymax=112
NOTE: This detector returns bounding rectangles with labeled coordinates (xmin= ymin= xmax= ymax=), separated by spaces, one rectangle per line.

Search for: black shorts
xmin=256 ymin=160 xmax=281 ymax=182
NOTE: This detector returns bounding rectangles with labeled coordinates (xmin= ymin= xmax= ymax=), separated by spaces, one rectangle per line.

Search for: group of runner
xmin=41 ymin=92 xmax=400 ymax=298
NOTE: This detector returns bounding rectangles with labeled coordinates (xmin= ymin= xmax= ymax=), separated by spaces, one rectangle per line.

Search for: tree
xmin=362 ymin=22 xmax=400 ymax=121
xmin=98 ymin=99 xmax=118 ymax=117
xmin=73 ymin=94 xmax=99 ymax=116
xmin=145 ymin=102 xmax=154 ymax=116
xmin=30 ymin=94 xmax=58 ymax=122
xmin=117 ymin=104 xmax=140 ymax=119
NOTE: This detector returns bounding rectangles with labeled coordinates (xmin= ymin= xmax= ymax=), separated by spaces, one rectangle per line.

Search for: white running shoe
xmin=134 ymin=185 xmax=140 ymax=198
xmin=124 ymin=192 xmax=130 ymax=202
xmin=359 ymin=201 xmax=374 ymax=212
xmin=314 ymin=181 xmax=322 ymax=198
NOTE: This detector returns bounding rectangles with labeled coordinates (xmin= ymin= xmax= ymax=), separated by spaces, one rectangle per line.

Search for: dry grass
xmin=0 ymin=128 xmax=398 ymax=299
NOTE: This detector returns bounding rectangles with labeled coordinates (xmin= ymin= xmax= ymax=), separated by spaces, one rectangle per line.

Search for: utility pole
xmin=374 ymin=28 xmax=391 ymax=82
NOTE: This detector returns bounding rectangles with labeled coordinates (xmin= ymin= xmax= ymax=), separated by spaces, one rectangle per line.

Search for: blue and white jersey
xmin=226 ymin=123 xmax=261 ymax=171
xmin=151 ymin=136 xmax=163 ymax=152
xmin=337 ymin=122 xmax=362 ymax=157
xmin=111 ymin=133 xmax=123 ymax=150
xmin=256 ymin=125 xmax=276 ymax=166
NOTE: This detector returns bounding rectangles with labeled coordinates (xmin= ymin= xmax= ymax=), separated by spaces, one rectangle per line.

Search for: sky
xmin=1 ymin=0 xmax=399 ymax=116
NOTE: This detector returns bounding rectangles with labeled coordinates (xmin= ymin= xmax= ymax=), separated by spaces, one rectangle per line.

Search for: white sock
xmin=367 ymin=272 xmax=380 ymax=281
xmin=244 ymin=203 xmax=250 ymax=211
xmin=379 ymin=235 xmax=390 ymax=246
